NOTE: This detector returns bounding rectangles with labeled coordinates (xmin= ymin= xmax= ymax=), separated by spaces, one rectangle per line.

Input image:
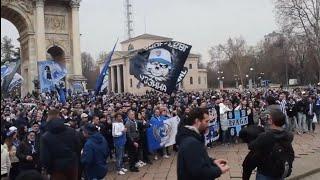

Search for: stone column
xmin=117 ymin=65 xmax=122 ymax=93
xmin=70 ymin=0 xmax=82 ymax=76
xmin=35 ymin=0 xmax=46 ymax=60
xmin=110 ymin=66 xmax=115 ymax=92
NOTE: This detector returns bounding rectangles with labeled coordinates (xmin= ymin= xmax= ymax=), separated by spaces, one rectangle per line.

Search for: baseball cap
xmin=148 ymin=48 xmax=172 ymax=66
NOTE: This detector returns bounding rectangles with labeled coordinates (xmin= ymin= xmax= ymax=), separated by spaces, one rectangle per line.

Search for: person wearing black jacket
xmin=249 ymin=110 xmax=295 ymax=179
xmin=239 ymin=125 xmax=265 ymax=180
xmin=296 ymin=97 xmax=308 ymax=133
xmin=40 ymin=109 xmax=81 ymax=180
xmin=176 ymin=108 xmax=229 ymax=180
xmin=17 ymin=131 xmax=40 ymax=172
xmin=286 ymin=98 xmax=298 ymax=133
xmin=137 ymin=110 xmax=151 ymax=164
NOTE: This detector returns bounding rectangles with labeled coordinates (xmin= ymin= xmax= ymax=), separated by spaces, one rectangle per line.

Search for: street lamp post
xmin=217 ymin=71 xmax=224 ymax=89
xmin=250 ymin=67 xmax=255 ymax=87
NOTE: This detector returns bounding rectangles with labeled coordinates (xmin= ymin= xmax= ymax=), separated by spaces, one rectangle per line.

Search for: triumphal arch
xmin=1 ymin=0 xmax=85 ymax=96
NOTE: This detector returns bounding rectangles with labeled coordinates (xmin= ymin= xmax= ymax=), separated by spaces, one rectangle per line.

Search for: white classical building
xmin=97 ymin=34 xmax=208 ymax=94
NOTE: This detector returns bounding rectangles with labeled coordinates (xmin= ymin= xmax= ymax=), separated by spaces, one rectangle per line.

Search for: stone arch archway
xmin=1 ymin=0 xmax=85 ymax=97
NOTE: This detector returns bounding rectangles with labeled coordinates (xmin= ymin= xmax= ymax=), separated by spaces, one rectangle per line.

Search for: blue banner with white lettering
xmin=226 ymin=109 xmax=248 ymax=137
xmin=95 ymin=40 xmax=118 ymax=94
xmin=130 ymin=41 xmax=191 ymax=94
xmin=38 ymin=60 xmax=67 ymax=93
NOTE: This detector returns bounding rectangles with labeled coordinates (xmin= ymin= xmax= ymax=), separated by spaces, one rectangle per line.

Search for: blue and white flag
xmin=205 ymin=121 xmax=220 ymax=145
xmin=95 ymin=40 xmax=118 ymax=94
xmin=1 ymin=60 xmax=21 ymax=95
xmin=147 ymin=116 xmax=180 ymax=152
xmin=227 ymin=109 xmax=248 ymax=137
xmin=38 ymin=60 xmax=67 ymax=92
xmin=1 ymin=62 xmax=17 ymax=86
xmin=8 ymin=73 xmax=23 ymax=91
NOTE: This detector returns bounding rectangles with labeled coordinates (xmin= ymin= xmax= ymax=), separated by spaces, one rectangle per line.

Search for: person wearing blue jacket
xmin=81 ymin=124 xmax=109 ymax=180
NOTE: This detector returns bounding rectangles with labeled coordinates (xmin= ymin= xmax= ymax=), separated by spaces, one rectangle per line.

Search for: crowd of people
xmin=1 ymin=86 xmax=320 ymax=180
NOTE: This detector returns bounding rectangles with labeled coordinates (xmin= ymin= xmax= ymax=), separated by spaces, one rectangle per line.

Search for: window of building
xmin=190 ymin=77 xmax=193 ymax=85
xmin=198 ymin=76 xmax=201 ymax=84
xmin=130 ymin=79 xmax=133 ymax=87
xmin=189 ymin=64 xmax=192 ymax=69
xmin=128 ymin=44 xmax=134 ymax=51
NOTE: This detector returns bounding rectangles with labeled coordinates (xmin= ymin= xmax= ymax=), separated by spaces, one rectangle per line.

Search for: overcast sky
xmin=1 ymin=0 xmax=278 ymax=62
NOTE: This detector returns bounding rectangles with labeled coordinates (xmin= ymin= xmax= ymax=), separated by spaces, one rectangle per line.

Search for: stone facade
xmin=97 ymin=34 xmax=208 ymax=94
xmin=1 ymin=0 xmax=85 ymax=96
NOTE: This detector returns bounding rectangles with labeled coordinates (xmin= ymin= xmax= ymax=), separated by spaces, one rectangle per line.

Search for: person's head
xmin=268 ymin=110 xmax=286 ymax=128
xmin=6 ymin=126 xmax=18 ymax=141
xmin=279 ymin=93 xmax=286 ymax=101
xmin=47 ymin=109 xmax=60 ymax=121
xmin=82 ymin=123 xmax=98 ymax=138
xmin=184 ymin=108 xmax=210 ymax=133
xmin=115 ymin=113 xmax=123 ymax=122
xmin=185 ymin=107 xmax=191 ymax=114
xmin=27 ymin=131 xmax=36 ymax=142
xmin=80 ymin=113 xmax=88 ymax=121
xmin=154 ymin=109 xmax=160 ymax=117
xmin=128 ymin=110 xmax=135 ymax=120
xmin=266 ymin=96 xmax=276 ymax=105
xmin=160 ymin=108 xmax=167 ymax=116
xmin=92 ymin=115 xmax=99 ymax=125
xmin=200 ymin=102 xmax=207 ymax=108
xmin=32 ymin=123 xmax=40 ymax=133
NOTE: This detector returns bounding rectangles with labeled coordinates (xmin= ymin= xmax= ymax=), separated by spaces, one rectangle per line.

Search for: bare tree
xmin=209 ymin=37 xmax=248 ymax=85
xmin=275 ymin=0 xmax=320 ymax=80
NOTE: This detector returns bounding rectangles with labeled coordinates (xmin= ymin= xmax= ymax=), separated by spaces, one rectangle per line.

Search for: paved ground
xmin=105 ymin=124 xmax=320 ymax=180
xmin=299 ymin=172 xmax=320 ymax=180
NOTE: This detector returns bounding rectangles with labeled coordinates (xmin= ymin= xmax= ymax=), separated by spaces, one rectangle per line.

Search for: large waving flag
xmin=147 ymin=116 xmax=180 ymax=152
xmin=130 ymin=41 xmax=191 ymax=94
xmin=1 ymin=60 xmax=21 ymax=95
xmin=8 ymin=73 xmax=23 ymax=91
xmin=38 ymin=60 xmax=67 ymax=92
xmin=95 ymin=40 xmax=118 ymax=94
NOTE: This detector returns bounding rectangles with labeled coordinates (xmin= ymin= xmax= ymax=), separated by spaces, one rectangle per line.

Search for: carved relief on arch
xmin=1 ymin=0 xmax=34 ymax=14
xmin=45 ymin=14 xmax=66 ymax=33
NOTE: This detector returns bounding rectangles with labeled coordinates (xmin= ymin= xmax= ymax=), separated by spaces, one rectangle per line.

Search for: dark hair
xmin=48 ymin=109 xmax=60 ymax=116
xmin=266 ymin=96 xmax=277 ymax=105
xmin=184 ymin=108 xmax=209 ymax=126
xmin=270 ymin=110 xmax=286 ymax=127
xmin=16 ymin=170 xmax=45 ymax=180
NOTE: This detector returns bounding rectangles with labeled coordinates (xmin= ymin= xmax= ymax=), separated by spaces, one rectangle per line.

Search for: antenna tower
xmin=124 ymin=0 xmax=134 ymax=39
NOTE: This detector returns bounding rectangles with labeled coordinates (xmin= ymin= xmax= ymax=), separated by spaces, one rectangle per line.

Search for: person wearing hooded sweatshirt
xmin=40 ymin=109 xmax=81 ymax=180
xmin=249 ymin=109 xmax=295 ymax=179
xmin=176 ymin=108 xmax=230 ymax=180
xmin=81 ymin=124 xmax=109 ymax=180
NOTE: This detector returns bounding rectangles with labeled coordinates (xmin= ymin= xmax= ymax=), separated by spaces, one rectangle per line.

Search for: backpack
xmin=268 ymin=140 xmax=293 ymax=178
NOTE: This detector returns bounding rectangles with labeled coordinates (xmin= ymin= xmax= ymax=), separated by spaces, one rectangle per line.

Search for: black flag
xmin=130 ymin=41 xmax=191 ymax=94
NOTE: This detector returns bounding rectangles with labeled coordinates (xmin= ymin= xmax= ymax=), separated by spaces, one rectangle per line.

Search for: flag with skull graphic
xmin=130 ymin=41 xmax=191 ymax=94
